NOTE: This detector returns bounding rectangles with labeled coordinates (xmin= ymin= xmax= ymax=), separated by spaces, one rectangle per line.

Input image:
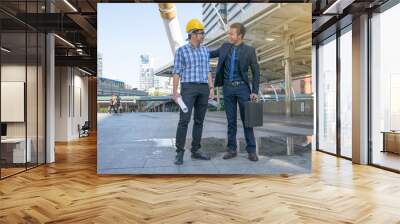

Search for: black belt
xmin=182 ymin=82 xmax=208 ymax=85
xmin=224 ymin=80 xmax=246 ymax=87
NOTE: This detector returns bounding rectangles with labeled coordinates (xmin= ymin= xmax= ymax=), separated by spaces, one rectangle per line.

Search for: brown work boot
xmin=248 ymin=152 xmax=259 ymax=162
xmin=223 ymin=151 xmax=237 ymax=160
xmin=191 ymin=151 xmax=211 ymax=160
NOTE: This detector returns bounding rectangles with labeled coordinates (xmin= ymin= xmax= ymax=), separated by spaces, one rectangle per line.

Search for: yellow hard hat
xmin=186 ymin=19 xmax=205 ymax=33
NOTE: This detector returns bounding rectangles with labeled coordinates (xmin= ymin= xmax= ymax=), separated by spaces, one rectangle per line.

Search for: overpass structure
xmin=97 ymin=95 xmax=176 ymax=112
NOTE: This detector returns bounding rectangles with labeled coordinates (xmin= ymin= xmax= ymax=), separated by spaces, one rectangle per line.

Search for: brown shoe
xmin=223 ymin=151 xmax=237 ymax=160
xmin=191 ymin=151 xmax=211 ymax=160
xmin=248 ymin=153 xmax=259 ymax=162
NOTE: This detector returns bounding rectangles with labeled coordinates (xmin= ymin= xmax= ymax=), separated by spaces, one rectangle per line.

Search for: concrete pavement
xmin=97 ymin=112 xmax=312 ymax=174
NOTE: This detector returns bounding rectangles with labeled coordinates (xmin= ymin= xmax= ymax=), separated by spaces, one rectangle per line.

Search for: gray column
xmin=312 ymin=45 xmax=317 ymax=151
xmin=46 ymin=1 xmax=55 ymax=163
xmin=352 ymin=14 xmax=369 ymax=164
xmin=286 ymin=136 xmax=294 ymax=156
xmin=284 ymin=32 xmax=295 ymax=117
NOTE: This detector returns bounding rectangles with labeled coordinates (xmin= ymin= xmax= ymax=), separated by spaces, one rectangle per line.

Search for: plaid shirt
xmin=173 ymin=43 xmax=210 ymax=83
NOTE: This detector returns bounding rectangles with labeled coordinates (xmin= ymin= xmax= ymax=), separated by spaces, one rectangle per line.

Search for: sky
xmin=98 ymin=3 xmax=203 ymax=88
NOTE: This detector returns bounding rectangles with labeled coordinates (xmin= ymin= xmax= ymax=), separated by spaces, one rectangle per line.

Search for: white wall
xmin=55 ymin=66 xmax=69 ymax=141
xmin=55 ymin=67 xmax=89 ymax=141
xmin=71 ymin=72 xmax=89 ymax=138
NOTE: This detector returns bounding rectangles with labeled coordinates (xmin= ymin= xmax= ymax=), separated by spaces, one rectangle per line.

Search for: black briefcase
xmin=244 ymin=101 xmax=263 ymax=127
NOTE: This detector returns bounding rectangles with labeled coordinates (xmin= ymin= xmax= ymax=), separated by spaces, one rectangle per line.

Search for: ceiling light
xmin=323 ymin=0 xmax=341 ymax=14
xmin=322 ymin=0 xmax=354 ymax=15
xmin=1 ymin=47 xmax=11 ymax=53
xmin=54 ymin=34 xmax=75 ymax=48
xmin=63 ymin=0 xmax=78 ymax=12
xmin=78 ymin=67 xmax=92 ymax=76
xmin=265 ymin=38 xmax=275 ymax=42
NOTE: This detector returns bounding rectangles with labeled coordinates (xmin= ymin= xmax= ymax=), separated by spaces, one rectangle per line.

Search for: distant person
xmin=108 ymin=96 xmax=113 ymax=113
xmin=116 ymin=95 xmax=122 ymax=113
xmin=209 ymin=23 xmax=260 ymax=162
xmin=172 ymin=19 xmax=214 ymax=165
xmin=109 ymin=94 xmax=117 ymax=113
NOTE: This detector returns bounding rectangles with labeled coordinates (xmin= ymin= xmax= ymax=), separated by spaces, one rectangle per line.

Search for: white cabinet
xmin=1 ymin=138 xmax=31 ymax=163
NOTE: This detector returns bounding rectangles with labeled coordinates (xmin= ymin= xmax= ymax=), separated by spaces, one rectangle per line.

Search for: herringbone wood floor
xmin=1 ymin=134 xmax=400 ymax=224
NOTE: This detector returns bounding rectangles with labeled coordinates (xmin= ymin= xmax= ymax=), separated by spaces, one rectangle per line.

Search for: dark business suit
xmin=210 ymin=42 xmax=260 ymax=153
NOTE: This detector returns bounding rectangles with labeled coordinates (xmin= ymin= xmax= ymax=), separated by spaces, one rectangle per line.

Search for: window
xmin=340 ymin=26 xmax=352 ymax=158
xmin=370 ymin=3 xmax=400 ymax=171
xmin=317 ymin=35 xmax=337 ymax=154
xmin=228 ymin=3 xmax=237 ymax=12
xmin=228 ymin=10 xmax=242 ymax=22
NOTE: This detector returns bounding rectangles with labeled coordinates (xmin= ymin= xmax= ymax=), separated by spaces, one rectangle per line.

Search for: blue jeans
xmin=223 ymin=84 xmax=256 ymax=153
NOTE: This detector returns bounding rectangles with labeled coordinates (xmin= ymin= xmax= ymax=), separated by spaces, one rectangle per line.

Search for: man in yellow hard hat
xmin=172 ymin=18 xmax=214 ymax=165
xmin=184 ymin=18 xmax=204 ymax=38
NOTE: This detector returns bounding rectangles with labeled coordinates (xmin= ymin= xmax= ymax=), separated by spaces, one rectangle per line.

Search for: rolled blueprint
xmin=176 ymin=97 xmax=188 ymax=113
xmin=208 ymin=99 xmax=218 ymax=108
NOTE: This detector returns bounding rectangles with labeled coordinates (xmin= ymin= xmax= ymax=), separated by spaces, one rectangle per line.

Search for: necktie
xmin=229 ymin=47 xmax=236 ymax=81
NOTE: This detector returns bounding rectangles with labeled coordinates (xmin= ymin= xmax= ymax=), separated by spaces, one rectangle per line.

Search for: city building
xmin=153 ymin=75 xmax=172 ymax=94
xmin=97 ymin=53 xmax=103 ymax=78
xmin=202 ymin=3 xmax=228 ymax=36
xmin=97 ymin=77 xmax=147 ymax=96
xmin=139 ymin=54 xmax=155 ymax=91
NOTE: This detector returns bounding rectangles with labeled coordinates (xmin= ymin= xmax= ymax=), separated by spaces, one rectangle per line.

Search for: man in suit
xmin=210 ymin=23 xmax=260 ymax=161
